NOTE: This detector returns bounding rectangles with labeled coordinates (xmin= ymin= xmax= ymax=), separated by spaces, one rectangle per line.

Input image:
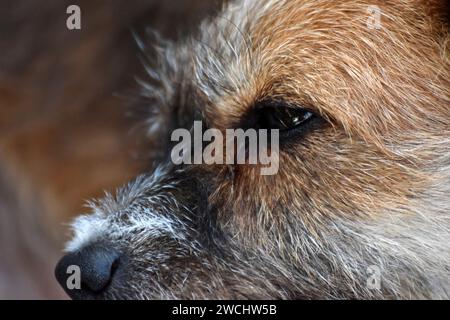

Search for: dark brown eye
xmin=258 ymin=106 xmax=315 ymax=131
xmin=239 ymin=100 xmax=324 ymax=141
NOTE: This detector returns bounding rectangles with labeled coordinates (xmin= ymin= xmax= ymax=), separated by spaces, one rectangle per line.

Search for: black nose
xmin=55 ymin=244 xmax=121 ymax=299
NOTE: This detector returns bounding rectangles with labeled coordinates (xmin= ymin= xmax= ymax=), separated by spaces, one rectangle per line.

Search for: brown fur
xmin=0 ymin=0 xmax=219 ymax=299
xmin=4 ymin=0 xmax=450 ymax=299
xmin=56 ymin=0 xmax=450 ymax=299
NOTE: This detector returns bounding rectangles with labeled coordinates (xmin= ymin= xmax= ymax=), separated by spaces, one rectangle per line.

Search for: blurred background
xmin=0 ymin=0 xmax=220 ymax=299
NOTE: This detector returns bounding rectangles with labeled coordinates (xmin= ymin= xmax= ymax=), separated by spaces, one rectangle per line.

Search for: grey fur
xmin=65 ymin=0 xmax=450 ymax=299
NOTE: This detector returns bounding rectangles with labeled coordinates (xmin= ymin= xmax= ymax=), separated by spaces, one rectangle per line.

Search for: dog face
xmin=55 ymin=0 xmax=450 ymax=299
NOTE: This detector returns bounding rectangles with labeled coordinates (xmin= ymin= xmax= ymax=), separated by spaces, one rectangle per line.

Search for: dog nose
xmin=55 ymin=244 xmax=121 ymax=299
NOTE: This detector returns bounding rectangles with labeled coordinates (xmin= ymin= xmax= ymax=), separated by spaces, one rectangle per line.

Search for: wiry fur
xmin=63 ymin=0 xmax=449 ymax=299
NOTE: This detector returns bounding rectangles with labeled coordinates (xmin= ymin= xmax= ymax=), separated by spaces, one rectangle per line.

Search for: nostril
xmin=55 ymin=244 xmax=121 ymax=298
xmin=80 ymin=246 xmax=120 ymax=292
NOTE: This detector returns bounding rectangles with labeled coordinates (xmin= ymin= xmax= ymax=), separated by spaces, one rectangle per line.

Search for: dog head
xmin=55 ymin=0 xmax=450 ymax=299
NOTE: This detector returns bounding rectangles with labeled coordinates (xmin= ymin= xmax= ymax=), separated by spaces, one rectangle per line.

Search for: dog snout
xmin=55 ymin=244 xmax=121 ymax=299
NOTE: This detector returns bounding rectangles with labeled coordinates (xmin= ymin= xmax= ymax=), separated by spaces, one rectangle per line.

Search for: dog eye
xmin=261 ymin=107 xmax=314 ymax=130
xmin=257 ymin=105 xmax=316 ymax=131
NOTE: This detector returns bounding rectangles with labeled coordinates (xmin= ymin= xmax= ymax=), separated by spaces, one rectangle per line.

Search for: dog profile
xmin=55 ymin=0 xmax=449 ymax=299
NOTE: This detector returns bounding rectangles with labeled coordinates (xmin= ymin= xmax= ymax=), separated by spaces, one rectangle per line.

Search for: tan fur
xmin=60 ymin=0 xmax=450 ymax=299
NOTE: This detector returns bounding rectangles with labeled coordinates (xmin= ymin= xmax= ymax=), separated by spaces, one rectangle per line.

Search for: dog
xmin=55 ymin=0 xmax=449 ymax=299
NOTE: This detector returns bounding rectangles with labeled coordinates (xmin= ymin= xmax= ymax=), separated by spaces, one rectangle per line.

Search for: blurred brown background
xmin=0 ymin=0 xmax=220 ymax=299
